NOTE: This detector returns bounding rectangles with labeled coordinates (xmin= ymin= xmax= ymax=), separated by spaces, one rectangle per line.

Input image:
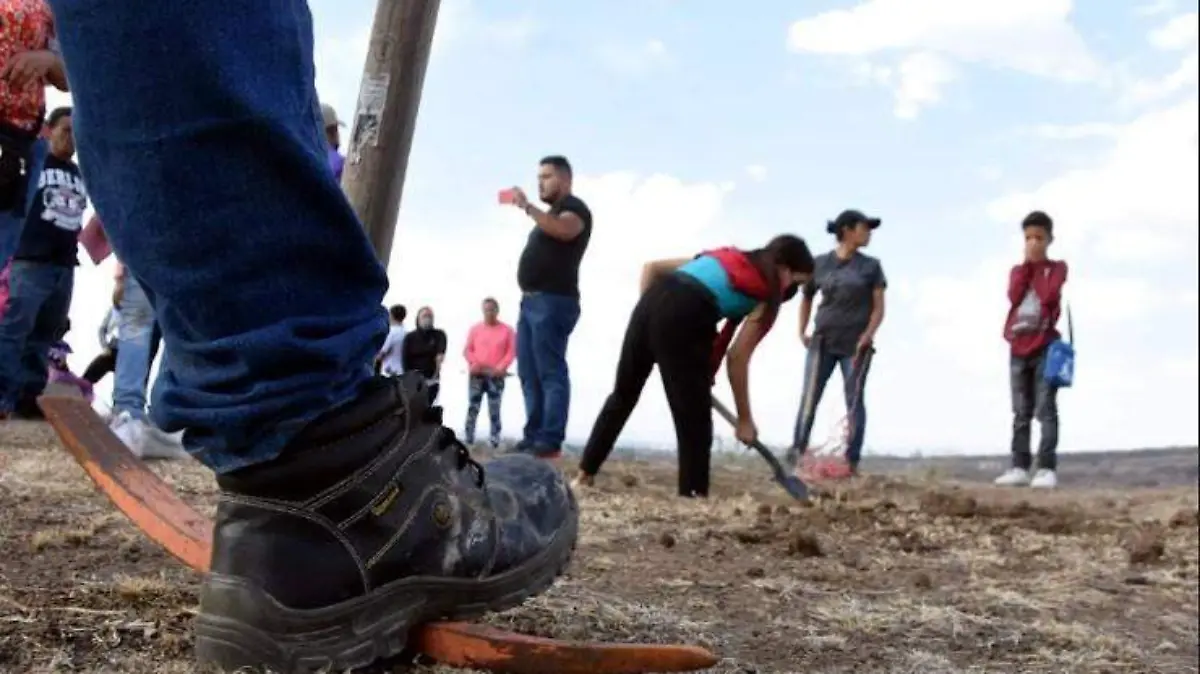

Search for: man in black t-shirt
xmin=506 ymin=155 xmax=592 ymax=458
xmin=0 ymin=107 xmax=87 ymax=419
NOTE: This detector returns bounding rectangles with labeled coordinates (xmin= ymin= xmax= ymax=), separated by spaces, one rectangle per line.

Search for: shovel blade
xmin=777 ymin=474 xmax=809 ymax=501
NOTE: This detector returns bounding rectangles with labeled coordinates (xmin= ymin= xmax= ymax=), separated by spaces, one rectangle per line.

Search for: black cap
xmin=827 ymin=209 xmax=881 ymax=235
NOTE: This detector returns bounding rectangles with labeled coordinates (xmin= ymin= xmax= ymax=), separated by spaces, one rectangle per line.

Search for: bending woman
xmin=575 ymin=234 xmax=815 ymax=497
xmin=790 ymin=209 xmax=888 ymax=477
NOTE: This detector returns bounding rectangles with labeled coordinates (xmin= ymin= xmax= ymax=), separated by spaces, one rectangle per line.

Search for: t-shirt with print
xmin=0 ymin=0 xmax=55 ymax=133
xmin=14 ymin=139 xmax=87 ymax=267
xmin=803 ymin=251 xmax=887 ymax=356
xmin=516 ymin=194 xmax=593 ymax=298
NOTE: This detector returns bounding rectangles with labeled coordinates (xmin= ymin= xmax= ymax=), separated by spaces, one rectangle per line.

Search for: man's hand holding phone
xmin=498 ymin=186 xmax=529 ymax=211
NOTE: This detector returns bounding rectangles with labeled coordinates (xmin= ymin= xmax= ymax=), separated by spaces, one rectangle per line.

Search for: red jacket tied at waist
xmin=1003 ymin=259 xmax=1068 ymax=358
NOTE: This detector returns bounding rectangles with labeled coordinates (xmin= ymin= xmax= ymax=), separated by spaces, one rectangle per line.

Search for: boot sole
xmin=194 ymin=499 xmax=578 ymax=673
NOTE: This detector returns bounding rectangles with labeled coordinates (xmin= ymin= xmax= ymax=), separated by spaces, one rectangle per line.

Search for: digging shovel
xmin=711 ymin=395 xmax=809 ymax=501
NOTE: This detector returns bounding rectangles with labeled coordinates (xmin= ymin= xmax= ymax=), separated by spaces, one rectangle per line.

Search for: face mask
xmin=418 ymin=317 xmax=433 ymax=329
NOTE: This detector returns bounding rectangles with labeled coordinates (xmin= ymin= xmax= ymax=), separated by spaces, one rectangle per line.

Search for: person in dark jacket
xmin=401 ymin=305 xmax=447 ymax=403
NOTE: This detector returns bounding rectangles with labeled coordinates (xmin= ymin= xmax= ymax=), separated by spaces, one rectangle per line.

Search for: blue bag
xmin=1043 ymin=303 xmax=1074 ymax=388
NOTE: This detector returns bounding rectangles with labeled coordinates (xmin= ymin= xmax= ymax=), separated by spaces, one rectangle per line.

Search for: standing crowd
xmin=1 ymin=1 xmax=1074 ymax=671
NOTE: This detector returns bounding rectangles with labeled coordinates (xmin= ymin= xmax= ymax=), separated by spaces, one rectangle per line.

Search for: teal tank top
xmin=676 ymin=255 xmax=759 ymax=319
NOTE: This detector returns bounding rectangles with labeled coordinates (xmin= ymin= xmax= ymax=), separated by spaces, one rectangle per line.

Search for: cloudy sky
xmin=57 ymin=0 xmax=1198 ymax=457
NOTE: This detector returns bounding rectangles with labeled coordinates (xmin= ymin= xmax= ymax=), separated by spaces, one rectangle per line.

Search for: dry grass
xmin=1 ymin=419 xmax=1197 ymax=673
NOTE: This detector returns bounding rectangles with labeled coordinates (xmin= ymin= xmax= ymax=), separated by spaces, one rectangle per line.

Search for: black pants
xmin=580 ymin=273 xmax=718 ymax=497
xmin=1010 ymin=349 xmax=1059 ymax=471
xmin=81 ymin=323 xmax=163 ymax=386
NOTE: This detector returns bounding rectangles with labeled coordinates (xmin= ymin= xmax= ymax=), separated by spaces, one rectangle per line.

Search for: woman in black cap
xmin=789 ymin=209 xmax=888 ymax=478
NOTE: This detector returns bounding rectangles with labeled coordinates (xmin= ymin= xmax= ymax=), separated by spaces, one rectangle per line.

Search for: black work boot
xmin=193 ymin=374 xmax=578 ymax=673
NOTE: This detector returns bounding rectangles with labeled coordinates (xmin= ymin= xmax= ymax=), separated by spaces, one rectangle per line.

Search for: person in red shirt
xmin=462 ymin=297 xmax=516 ymax=448
xmin=995 ymin=211 xmax=1068 ymax=489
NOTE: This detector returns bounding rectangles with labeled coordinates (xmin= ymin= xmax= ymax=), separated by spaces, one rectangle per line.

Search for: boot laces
xmin=424 ymin=407 xmax=485 ymax=487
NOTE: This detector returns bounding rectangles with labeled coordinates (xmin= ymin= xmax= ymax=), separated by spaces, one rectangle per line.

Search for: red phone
xmin=497 ymin=188 xmax=517 ymax=205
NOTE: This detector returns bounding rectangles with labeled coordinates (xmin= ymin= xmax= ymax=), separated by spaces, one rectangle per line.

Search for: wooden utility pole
xmin=342 ymin=0 xmax=441 ymax=267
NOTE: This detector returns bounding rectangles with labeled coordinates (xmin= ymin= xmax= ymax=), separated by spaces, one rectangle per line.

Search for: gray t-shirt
xmin=803 ymin=251 xmax=887 ymax=356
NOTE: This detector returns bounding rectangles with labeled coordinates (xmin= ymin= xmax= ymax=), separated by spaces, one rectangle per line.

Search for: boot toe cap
xmin=483 ymin=454 xmax=577 ymax=567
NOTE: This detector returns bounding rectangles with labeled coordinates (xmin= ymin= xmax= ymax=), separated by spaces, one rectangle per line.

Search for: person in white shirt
xmin=375 ymin=304 xmax=407 ymax=376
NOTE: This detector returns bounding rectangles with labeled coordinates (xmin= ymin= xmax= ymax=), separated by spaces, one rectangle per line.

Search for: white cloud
xmin=891 ymin=52 xmax=958 ymax=119
xmin=1136 ymin=0 xmax=1179 ymax=17
xmin=595 ymin=39 xmax=672 ymax=76
xmin=1148 ymin=11 xmax=1199 ymax=50
xmin=787 ymin=0 xmax=1102 ymax=118
xmin=744 ymin=164 xmax=769 ymax=182
xmin=987 ymin=97 xmax=1199 ymax=260
xmin=1027 ymin=122 xmax=1122 ymax=140
xmin=1121 ymin=12 xmax=1200 ymax=107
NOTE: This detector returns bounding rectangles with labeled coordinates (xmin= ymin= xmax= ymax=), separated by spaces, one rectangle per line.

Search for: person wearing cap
xmin=789 ymin=209 xmax=888 ymax=478
xmin=320 ymin=102 xmax=345 ymax=181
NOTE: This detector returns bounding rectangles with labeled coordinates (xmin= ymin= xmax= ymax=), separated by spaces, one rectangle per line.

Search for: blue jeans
xmin=791 ymin=344 xmax=873 ymax=466
xmin=0 ymin=261 xmax=73 ymax=411
xmin=112 ymin=276 xmax=155 ymax=420
xmin=516 ymin=293 xmax=580 ymax=447
xmin=49 ymin=0 xmax=389 ymax=473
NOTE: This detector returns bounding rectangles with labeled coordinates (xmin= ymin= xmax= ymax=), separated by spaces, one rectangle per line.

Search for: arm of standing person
xmin=512 ymin=191 xmax=586 ymax=242
xmin=1008 ymin=262 xmax=1033 ymax=305
xmin=400 ymin=332 xmax=413 ymax=373
xmin=797 ymin=273 xmax=818 ymax=347
xmin=434 ymin=330 xmax=447 ymax=376
xmin=639 ymin=257 xmax=692 ymax=294
xmin=463 ymin=325 xmax=479 ymax=374
xmin=1035 ymin=260 xmax=1069 ymax=327
xmin=857 ymin=261 xmax=888 ymax=353
xmin=112 ymin=261 xmax=126 ymax=308
xmin=97 ymin=308 xmax=113 ymax=351
xmin=0 ymin=47 xmax=68 ymax=92
xmin=497 ymin=324 xmax=517 ymax=375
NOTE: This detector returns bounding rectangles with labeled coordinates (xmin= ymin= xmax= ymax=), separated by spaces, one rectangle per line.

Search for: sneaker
xmin=1030 ymin=469 xmax=1058 ymax=489
xmin=110 ymin=411 xmax=188 ymax=460
xmin=194 ymin=374 xmax=578 ymax=674
xmin=510 ymin=438 xmax=535 ymax=454
xmin=141 ymin=423 xmax=190 ymax=460
xmin=110 ymin=410 xmax=146 ymax=455
xmin=993 ymin=467 xmax=1031 ymax=487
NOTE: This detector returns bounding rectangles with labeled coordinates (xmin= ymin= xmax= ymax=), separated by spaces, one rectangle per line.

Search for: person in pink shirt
xmin=463 ymin=297 xmax=516 ymax=447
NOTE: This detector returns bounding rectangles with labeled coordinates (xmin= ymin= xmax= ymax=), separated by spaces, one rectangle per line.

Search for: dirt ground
xmin=1 ymin=420 xmax=1197 ymax=674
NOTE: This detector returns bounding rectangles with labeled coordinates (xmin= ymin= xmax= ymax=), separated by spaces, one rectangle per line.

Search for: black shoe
xmin=194 ymin=374 xmax=578 ymax=673
xmin=529 ymin=442 xmax=562 ymax=460
xmin=13 ymin=397 xmax=45 ymax=421
xmin=511 ymin=438 xmax=534 ymax=453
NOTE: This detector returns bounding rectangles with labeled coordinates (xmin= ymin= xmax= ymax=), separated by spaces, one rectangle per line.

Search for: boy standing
xmin=995 ymin=211 xmax=1068 ymax=489
xmin=0 ymin=106 xmax=85 ymax=419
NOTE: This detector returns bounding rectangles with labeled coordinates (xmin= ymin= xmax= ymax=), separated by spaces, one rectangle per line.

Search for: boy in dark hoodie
xmin=995 ymin=211 xmax=1068 ymax=489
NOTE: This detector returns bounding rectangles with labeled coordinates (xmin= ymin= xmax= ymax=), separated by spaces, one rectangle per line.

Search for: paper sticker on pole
xmin=349 ymin=73 xmax=389 ymax=164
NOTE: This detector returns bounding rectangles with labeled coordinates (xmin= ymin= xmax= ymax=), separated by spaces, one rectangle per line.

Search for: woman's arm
xmin=860 ymin=287 xmax=886 ymax=345
xmin=725 ymin=305 xmax=768 ymax=423
xmin=797 ymin=294 xmax=813 ymax=339
xmin=639 ymin=257 xmax=692 ymax=293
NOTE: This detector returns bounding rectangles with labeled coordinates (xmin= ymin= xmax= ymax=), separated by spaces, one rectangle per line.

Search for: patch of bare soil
xmin=2 ymin=420 xmax=1198 ymax=673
